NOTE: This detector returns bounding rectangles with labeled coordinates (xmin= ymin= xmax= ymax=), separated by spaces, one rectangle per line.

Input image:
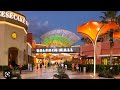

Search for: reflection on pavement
xmin=0 ymin=67 xmax=118 ymax=79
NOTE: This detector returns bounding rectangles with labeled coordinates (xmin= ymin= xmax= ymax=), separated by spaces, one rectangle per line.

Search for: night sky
xmin=19 ymin=11 xmax=108 ymax=45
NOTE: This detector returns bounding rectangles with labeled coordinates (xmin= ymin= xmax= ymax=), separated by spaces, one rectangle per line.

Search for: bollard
xmin=83 ymin=67 xmax=86 ymax=73
xmin=80 ymin=67 xmax=81 ymax=72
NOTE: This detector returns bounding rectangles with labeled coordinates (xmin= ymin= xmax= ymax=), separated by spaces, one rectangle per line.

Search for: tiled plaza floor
xmin=0 ymin=67 xmax=119 ymax=79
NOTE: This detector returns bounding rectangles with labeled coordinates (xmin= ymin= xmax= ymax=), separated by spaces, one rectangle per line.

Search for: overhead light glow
xmin=0 ymin=21 xmax=27 ymax=34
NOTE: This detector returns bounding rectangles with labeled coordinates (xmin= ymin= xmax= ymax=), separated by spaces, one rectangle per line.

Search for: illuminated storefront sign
xmin=0 ymin=11 xmax=29 ymax=26
xmin=33 ymin=47 xmax=80 ymax=53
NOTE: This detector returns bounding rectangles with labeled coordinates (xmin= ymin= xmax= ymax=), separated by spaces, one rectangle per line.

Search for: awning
xmin=98 ymin=54 xmax=120 ymax=57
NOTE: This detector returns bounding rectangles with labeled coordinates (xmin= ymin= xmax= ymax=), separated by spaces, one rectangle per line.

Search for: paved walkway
xmin=0 ymin=67 xmax=120 ymax=79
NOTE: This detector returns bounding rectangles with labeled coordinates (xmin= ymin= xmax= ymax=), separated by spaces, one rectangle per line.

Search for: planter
xmin=54 ymin=66 xmax=70 ymax=79
xmin=98 ymin=72 xmax=114 ymax=78
xmin=12 ymin=70 xmax=20 ymax=74
xmin=53 ymin=74 xmax=70 ymax=79
xmin=53 ymin=75 xmax=59 ymax=79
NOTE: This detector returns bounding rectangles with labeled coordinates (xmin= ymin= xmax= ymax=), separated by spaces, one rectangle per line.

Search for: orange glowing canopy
xmin=81 ymin=33 xmax=87 ymax=38
xmin=100 ymin=22 xmax=119 ymax=35
xmin=77 ymin=20 xmax=119 ymax=43
xmin=113 ymin=32 xmax=120 ymax=39
xmin=77 ymin=20 xmax=103 ymax=43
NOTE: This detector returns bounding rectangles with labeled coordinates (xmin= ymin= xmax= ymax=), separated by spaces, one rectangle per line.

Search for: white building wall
xmin=28 ymin=44 xmax=32 ymax=56
xmin=0 ymin=24 xmax=27 ymax=66
xmin=0 ymin=24 xmax=5 ymax=65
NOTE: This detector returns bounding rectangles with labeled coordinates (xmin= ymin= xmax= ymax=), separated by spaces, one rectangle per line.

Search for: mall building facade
xmin=80 ymin=38 xmax=120 ymax=65
xmin=0 ymin=11 xmax=33 ymax=66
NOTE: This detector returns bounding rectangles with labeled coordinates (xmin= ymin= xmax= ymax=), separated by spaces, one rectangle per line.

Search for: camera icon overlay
xmin=3 ymin=71 xmax=12 ymax=78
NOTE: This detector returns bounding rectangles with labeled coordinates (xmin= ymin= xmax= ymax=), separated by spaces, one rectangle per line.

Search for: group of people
xmin=61 ymin=63 xmax=67 ymax=70
xmin=71 ymin=63 xmax=81 ymax=72
xmin=35 ymin=62 xmax=68 ymax=73
xmin=36 ymin=63 xmax=43 ymax=70
xmin=51 ymin=62 xmax=68 ymax=72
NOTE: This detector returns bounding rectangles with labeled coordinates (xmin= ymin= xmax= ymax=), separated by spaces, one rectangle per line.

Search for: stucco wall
xmin=0 ymin=24 xmax=27 ymax=65
xmin=81 ymin=41 xmax=120 ymax=64
xmin=0 ymin=24 xmax=5 ymax=65
xmin=101 ymin=41 xmax=120 ymax=55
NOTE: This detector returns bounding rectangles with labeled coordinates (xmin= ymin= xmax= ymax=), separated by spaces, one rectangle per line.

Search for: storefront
xmin=101 ymin=56 xmax=120 ymax=65
xmin=0 ymin=11 xmax=29 ymax=66
xmin=86 ymin=57 xmax=94 ymax=64
xmin=81 ymin=41 xmax=120 ymax=65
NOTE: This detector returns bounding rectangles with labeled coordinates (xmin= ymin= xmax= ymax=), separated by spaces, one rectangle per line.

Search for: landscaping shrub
xmin=21 ymin=64 xmax=28 ymax=70
xmin=66 ymin=64 xmax=120 ymax=75
xmin=53 ymin=66 xmax=70 ymax=79
xmin=0 ymin=66 xmax=9 ymax=71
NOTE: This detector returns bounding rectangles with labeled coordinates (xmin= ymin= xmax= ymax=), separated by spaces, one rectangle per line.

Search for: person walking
xmin=71 ymin=63 xmax=75 ymax=71
xmin=65 ymin=64 xmax=67 ymax=70
xmin=36 ymin=64 xmax=38 ymax=70
xmin=40 ymin=63 xmax=42 ymax=69
xmin=61 ymin=63 xmax=64 ymax=69
xmin=19 ymin=64 xmax=22 ymax=74
xmin=78 ymin=64 xmax=81 ymax=72
xmin=76 ymin=64 xmax=79 ymax=72
xmin=28 ymin=63 xmax=30 ymax=71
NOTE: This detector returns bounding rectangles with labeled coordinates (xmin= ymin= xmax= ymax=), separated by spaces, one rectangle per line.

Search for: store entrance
xmin=8 ymin=47 xmax=18 ymax=66
xmin=34 ymin=47 xmax=80 ymax=66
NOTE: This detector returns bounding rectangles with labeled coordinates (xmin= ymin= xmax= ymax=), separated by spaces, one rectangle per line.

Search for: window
xmin=101 ymin=57 xmax=109 ymax=65
xmin=86 ymin=59 xmax=88 ymax=64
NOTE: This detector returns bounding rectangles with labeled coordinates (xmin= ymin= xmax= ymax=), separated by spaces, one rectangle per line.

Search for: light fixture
xmin=11 ymin=32 xmax=17 ymax=39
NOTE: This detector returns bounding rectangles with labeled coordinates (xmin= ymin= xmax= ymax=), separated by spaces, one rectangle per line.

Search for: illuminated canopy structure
xmin=77 ymin=20 xmax=120 ymax=77
xmin=40 ymin=29 xmax=80 ymax=47
xmin=78 ymin=20 xmax=119 ymax=43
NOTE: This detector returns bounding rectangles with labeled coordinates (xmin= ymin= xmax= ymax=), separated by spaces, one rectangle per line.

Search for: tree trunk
xmin=109 ymin=29 xmax=114 ymax=65
xmin=110 ymin=46 xmax=113 ymax=65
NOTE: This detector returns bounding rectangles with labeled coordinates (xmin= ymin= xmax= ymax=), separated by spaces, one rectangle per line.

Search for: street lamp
xmin=77 ymin=20 xmax=119 ymax=77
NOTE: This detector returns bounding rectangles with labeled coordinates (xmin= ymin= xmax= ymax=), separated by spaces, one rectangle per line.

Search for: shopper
xmin=76 ymin=64 xmax=79 ymax=72
xmin=36 ymin=64 xmax=38 ymax=70
xmin=61 ymin=63 xmax=64 ymax=69
xmin=65 ymin=64 xmax=67 ymax=70
xmin=40 ymin=63 xmax=42 ymax=68
xmin=28 ymin=63 xmax=30 ymax=71
xmin=78 ymin=64 xmax=81 ymax=72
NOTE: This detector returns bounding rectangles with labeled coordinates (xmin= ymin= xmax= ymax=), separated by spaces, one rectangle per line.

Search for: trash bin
xmin=83 ymin=67 xmax=86 ymax=73
xmin=30 ymin=64 xmax=32 ymax=71
xmin=80 ymin=67 xmax=81 ymax=72
xmin=30 ymin=67 xmax=32 ymax=71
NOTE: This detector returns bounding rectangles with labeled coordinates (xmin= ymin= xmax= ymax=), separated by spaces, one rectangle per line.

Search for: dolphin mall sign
xmin=33 ymin=47 xmax=80 ymax=53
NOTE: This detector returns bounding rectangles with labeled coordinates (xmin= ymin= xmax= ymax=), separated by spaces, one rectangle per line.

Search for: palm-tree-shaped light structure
xmin=100 ymin=11 xmax=120 ymax=65
xmin=77 ymin=19 xmax=119 ymax=77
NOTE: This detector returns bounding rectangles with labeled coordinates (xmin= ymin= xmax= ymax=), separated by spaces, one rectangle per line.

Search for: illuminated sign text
xmin=0 ymin=11 xmax=29 ymax=26
xmin=33 ymin=47 xmax=80 ymax=53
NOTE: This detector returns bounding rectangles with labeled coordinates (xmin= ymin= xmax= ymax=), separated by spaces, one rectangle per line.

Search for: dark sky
xmin=19 ymin=11 xmax=106 ymax=45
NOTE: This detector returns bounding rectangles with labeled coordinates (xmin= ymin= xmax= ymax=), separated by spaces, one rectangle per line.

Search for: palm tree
xmin=81 ymin=37 xmax=92 ymax=44
xmin=100 ymin=11 xmax=120 ymax=65
xmin=100 ymin=12 xmax=109 ymax=23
